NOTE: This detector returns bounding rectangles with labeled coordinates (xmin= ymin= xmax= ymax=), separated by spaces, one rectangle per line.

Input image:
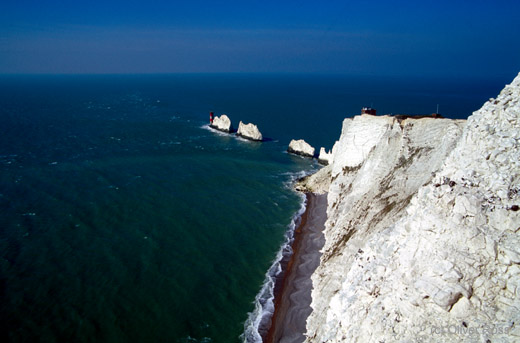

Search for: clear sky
xmin=1 ymin=0 xmax=519 ymax=77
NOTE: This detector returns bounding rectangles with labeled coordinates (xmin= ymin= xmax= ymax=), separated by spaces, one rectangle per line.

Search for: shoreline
xmin=263 ymin=192 xmax=328 ymax=343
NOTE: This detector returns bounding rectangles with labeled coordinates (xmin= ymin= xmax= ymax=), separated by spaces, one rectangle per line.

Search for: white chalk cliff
xmin=210 ymin=114 xmax=232 ymax=132
xmin=304 ymin=73 xmax=520 ymax=342
xmin=237 ymin=121 xmax=263 ymax=141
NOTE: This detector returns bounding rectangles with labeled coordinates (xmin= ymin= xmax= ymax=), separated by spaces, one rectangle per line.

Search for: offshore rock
xmin=237 ymin=121 xmax=263 ymax=141
xmin=288 ymin=139 xmax=315 ymax=158
xmin=210 ymin=114 xmax=232 ymax=133
xmin=305 ymin=73 xmax=520 ymax=342
xmin=318 ymin=147 xmax=333 ymax=165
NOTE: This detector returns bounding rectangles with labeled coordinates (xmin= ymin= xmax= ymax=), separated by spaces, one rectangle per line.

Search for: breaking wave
xmin=241 ymin=191 xmax=307 ymax=343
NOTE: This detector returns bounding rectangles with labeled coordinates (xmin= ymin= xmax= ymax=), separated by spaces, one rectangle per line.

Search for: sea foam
xmin=241 ymin=191 xmax=306 ymax=343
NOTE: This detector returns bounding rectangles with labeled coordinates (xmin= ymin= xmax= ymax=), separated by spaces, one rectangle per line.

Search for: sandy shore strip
xmin=264 ymin=192 xmax=328 ymax=343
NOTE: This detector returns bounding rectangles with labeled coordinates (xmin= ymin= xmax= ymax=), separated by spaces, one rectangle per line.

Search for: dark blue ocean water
xmin=0 ymin=74 xmax=507 ymax=343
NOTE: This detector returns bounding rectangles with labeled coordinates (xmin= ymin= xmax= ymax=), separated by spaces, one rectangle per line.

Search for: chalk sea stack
xmin=210 ymin=114 xmax=233 ymax=133
xmin=318 ymin=147 xmax=333 ymax=165
xmin=287 ymin=139 xmax=315 ymax=158
xmin=237 ymin=121 xmax=263 ymax=141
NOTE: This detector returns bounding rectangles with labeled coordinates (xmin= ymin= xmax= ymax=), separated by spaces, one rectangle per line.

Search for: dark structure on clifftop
xmin=361 ymin=107 xmax=377 ymax=115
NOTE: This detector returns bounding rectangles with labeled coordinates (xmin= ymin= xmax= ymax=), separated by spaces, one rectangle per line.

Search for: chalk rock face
xmin=237 ymin=121 xmax=263 ymax=141
xmin=295 ymin=165 xmax=332 ymax=194
xmin=288 ymin=139 xmax=315 ymax=158
xmin=318 ymin=147 xmax=333 ymax=165
xmin=305 ymin=73 xmax=520 ymax=343
xmin=210 ymin=114 xmax=232 ymax=132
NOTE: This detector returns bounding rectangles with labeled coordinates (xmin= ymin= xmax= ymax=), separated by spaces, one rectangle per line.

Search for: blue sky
xmin=1 ymin=0 xmax=519 ymax=77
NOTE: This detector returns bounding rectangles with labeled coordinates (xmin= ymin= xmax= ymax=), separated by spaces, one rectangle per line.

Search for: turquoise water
xmin=0 ymin=74 xmax=505 ymax=342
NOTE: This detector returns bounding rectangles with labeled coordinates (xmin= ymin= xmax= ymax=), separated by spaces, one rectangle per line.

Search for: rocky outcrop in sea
xmin=210 ymin=114 xmax=233 ymax=133
xmin=237 ymin=121 xmax=263 ymax=141
xmin=318 ymin=147 xmax=332 ymax=165
xmin=288 ymin=139 xmax=315 ymax=158
xmin=303 ymin=73 xmax=520 ymax=342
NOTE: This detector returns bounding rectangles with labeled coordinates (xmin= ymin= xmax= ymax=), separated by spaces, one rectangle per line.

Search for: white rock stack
xmin=288 ymin=139 xmax=315 ymax=158
xmin=304 ymin=73 xmax=520 ymax=342
xmin=318 ymin=147 xmax=333 ymax=165
xmin=237 ymin=121 xmax=263 ymax=141
xmin=210 ymin=114 xmax=232 ymax=133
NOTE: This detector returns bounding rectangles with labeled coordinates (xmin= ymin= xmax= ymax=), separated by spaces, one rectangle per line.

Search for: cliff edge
xmin=305 ymin=73 xmax=520 ymax=342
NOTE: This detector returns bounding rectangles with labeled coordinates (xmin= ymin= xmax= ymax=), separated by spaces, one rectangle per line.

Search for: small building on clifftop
xmin=361 ymin=107 xmax=377 ymax=115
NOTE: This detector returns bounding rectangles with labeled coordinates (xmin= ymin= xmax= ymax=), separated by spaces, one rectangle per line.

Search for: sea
xmin=0 ymin=73 xmax=507 ymax=343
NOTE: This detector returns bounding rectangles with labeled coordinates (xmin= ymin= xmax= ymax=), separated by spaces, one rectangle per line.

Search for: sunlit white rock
xmin=210 ymin=114 xmax=232 ymax=132
xmin=237 ymin=121 xmax=263 ymax=141
xmin=288 ymin=139 xmax=315 ymax=158
xmin=304 ymin=72 xmax=520 ymax=343
xmin=318 ymin=147 xmax=333 ymax=165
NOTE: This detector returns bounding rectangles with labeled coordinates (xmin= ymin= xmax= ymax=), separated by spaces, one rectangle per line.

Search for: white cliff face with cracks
xmin=237 ymin=121 xmax=263 ymax=141
xmin=210 ymin=114 xmax=232 ymax=132
xmin=305 ymin=73 xmax=520 ymax=342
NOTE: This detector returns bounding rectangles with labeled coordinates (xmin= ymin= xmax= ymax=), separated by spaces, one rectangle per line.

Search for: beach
xmin=264 ymin=192 xmax=328 ymax=343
